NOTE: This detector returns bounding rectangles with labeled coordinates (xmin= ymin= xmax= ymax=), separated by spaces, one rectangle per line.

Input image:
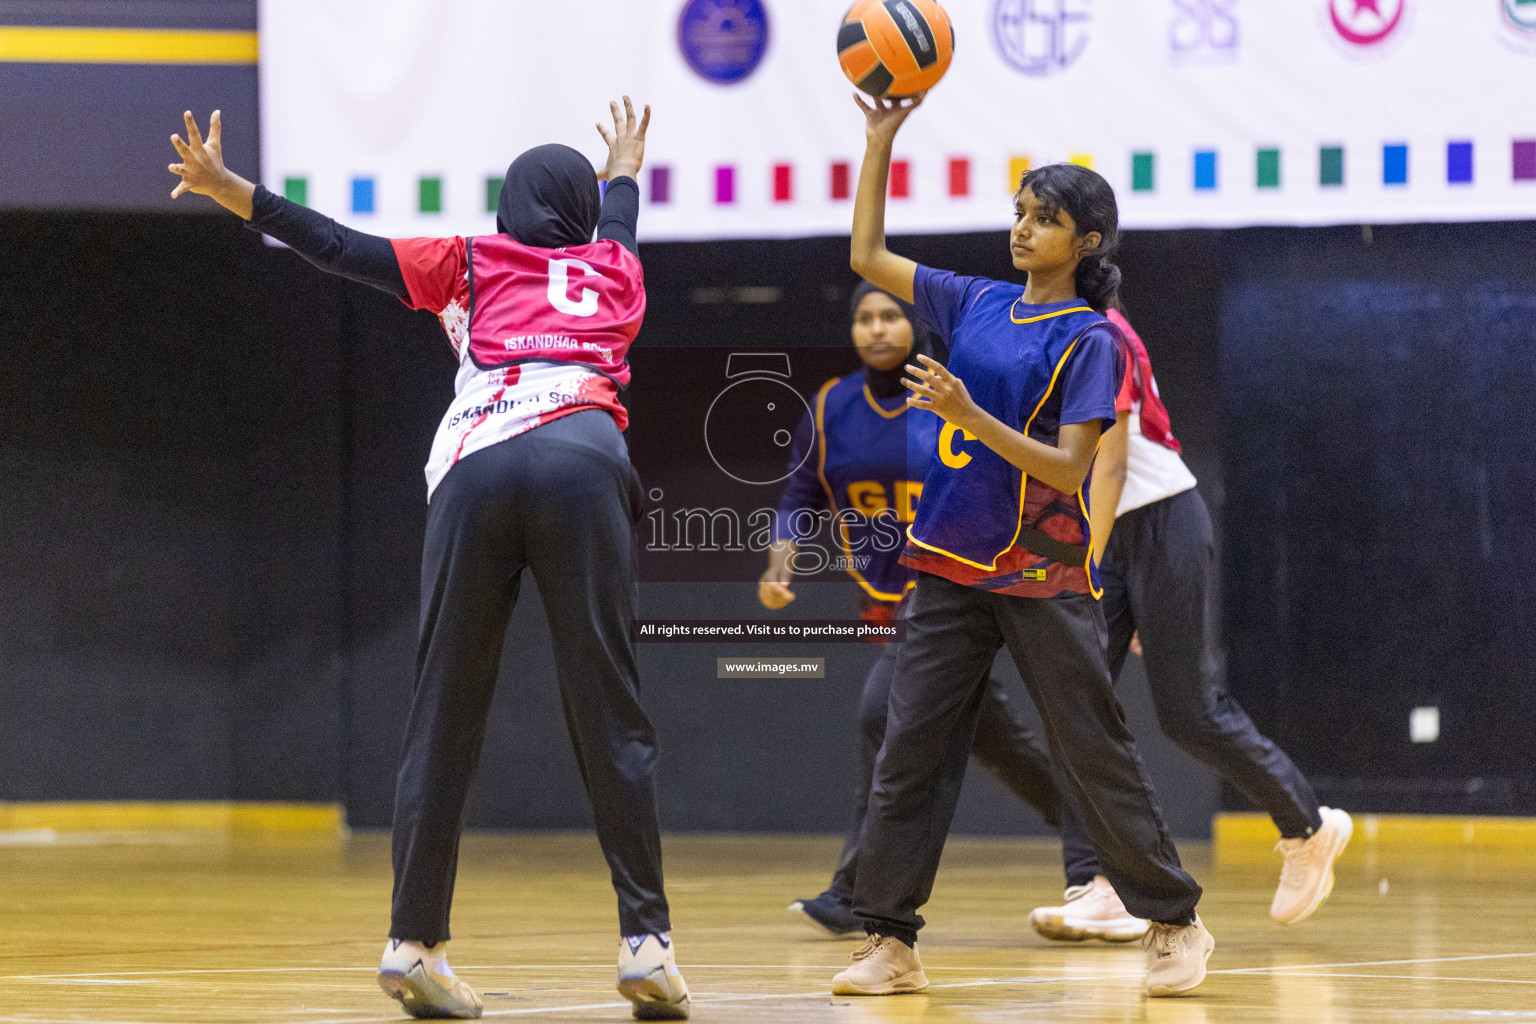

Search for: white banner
xmin=259 ymin=0 xmax=1536 ymax=241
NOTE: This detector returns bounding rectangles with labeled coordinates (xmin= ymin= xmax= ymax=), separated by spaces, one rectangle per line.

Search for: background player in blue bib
xmin=827 ymin=92 xmax=1214 ymax=1000
xmin=758 ymin=282 xmax=1062 ymax=937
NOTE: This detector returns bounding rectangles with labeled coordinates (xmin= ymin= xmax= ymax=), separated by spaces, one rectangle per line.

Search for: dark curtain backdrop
xmin=2 ymin=212 xmax=1529 ymax=833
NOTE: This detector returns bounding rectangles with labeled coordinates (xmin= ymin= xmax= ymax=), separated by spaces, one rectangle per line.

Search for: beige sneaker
xmin=377 ymin=939 xmax=483 ymax=1019
xmin=1271 ymin=807 xmax=1353 ymax=925
xmin=617 ymin=933 xmax=690 ymax=1020
xmin=1029 ymin=876 xmax=1149 ymax=942
xmin=1144 ymin=915 xmax=1214 ymax=997
xmin=830 ymin=935 xmax=930 ymax=995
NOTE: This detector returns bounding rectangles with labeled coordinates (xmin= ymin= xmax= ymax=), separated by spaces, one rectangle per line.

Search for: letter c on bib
xmin=547 ymin=258 xmax=599 ymax=318
xmin=939 ymin=422 xmax=976 ymax=469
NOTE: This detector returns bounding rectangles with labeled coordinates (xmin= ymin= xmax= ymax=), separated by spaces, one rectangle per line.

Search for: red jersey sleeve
xmin=1106 ymin=308 xmax=1137 ymax=415
xmin=390 ymin=236 xmax=468 ymax=314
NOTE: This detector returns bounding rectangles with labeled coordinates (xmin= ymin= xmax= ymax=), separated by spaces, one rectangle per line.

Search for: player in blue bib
xmin=828 ymin=92 xmax=1213 ymax=1000
xmin=759 ymin=282 xmax=1063 ymax=937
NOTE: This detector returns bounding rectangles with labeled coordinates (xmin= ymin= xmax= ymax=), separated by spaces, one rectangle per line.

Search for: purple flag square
xmin=1515 ymin=141 xmax=1536 ymax=182
xmin=650 ymin=166 xmax=671 ymax=204
xmin=715 ymin=166 xmax=735 ymax=204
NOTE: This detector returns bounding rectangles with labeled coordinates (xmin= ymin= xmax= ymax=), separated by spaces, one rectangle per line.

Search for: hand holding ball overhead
xmin=838 ymin=0 xmax=953 ymax=98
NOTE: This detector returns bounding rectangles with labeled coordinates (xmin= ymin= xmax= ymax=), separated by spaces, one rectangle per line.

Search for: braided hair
xmin=1015 ymin=163 xmax=1122 ymax=313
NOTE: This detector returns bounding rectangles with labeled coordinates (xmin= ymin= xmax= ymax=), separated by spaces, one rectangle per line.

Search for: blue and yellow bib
xmin=907 ymin=295 xmax=1109 ymax=571
xmin=814 ymin=374 xmax=940 ymax=601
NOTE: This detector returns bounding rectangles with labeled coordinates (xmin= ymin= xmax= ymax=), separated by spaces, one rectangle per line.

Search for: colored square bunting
xmin=1447 ymin=141 xmax=1474 ymax=184
xmin=1131 ymin=152 xmax=1155 ymax=192
xmin=889 ymin=159 xmax=910 ymax=199
xmin=1513 ymin=141 xmax=1536 ymax=182
xmin=650 ymin=166 xmax=672 ymax=204
xmin=283 ymin=176 xmax=307 ymax=206
xmin=419 ymin=176 xmax=442 ymax=213
xmin=1383 ymin=144 xmax=1409 ymax=186
xmin=485 ymin=176 xmax=501 ymax=213
xmin=351 ymin=177 xmax=374 ymax=214
xmin=1007 ymin=156 xmax=1030 ymax=192
xmin=1069 ymin=153 xmax=1093 ymax=169
xmin=715 ymin=165 xmax=735 ymax=204
xmin=1256 ymin=148 xmax=1281 ymax=189
xmin=1194 ymin=151 xmax=1217 ymax=191
xmin=773 ymin=164 xmax=793 ymax=203
xmin=831 ymin=161 xmax=851 ymax=200
xmin=1319 ymin=147 xmax=1344 ymax=187
xmin=948 ymin=158 xmax=970 ymax=198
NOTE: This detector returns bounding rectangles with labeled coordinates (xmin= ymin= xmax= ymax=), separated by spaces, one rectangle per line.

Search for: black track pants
xmin=389 ymin=410 xmax=670 ymax=942
xmin=851 ymin=572 xmax=1201 ymax=945
xmin=1060 ymin=487 xmax=1322 ymax=887
xmin=823 ymin=640 xmax=1062 ymax=904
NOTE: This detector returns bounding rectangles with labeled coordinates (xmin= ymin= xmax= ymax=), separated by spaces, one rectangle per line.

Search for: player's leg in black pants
xmin=389 ymin=411 xmax=670 ymax=942
xmin=1058 ymin=519 xmax=1138 ymax=887
xmin=823 ymin=643 xmax=1061 ymax=909
xmin=852 ymin=573 xmax=1199 ymax=946
xmin=1133 ymin=489 xmax=1320 ymax=839
xmin=991 ymin=587 xmax=1202 ymax=927
xmin=849 ymin=574 xmax=1000 ymax=946
xmin=1057 ymin=489 xmax=1322 ymax=891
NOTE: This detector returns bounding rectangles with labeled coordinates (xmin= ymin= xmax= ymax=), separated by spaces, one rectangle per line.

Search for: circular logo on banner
xmin=678 ymin=0 xmax=770 ymax=85
xmin=1505 ymin=0 xmax=1536 ymax=30
xmin=992 ymin=0 xmax=1092 ymax=77
xmin=1327 ymin=0 xmax=1405 ymax=46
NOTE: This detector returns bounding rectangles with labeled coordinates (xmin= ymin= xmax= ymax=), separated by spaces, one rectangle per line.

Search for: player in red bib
xmin=1030 ymin=309 xmax=1351 ymax=941
xmin=168 ymin=101 xmax=689 ymax=1021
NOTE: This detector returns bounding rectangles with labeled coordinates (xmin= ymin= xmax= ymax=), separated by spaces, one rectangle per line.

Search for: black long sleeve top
xmin=243 ymin=176 xmax=642 ymax=298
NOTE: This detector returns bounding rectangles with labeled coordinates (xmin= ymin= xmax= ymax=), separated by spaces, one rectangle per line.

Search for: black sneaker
xmin=787 ymin=894 xmax=862 ymax=937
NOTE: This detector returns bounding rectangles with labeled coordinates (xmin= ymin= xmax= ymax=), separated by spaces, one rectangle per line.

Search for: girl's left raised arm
xmin=169 ymin=110 xmax=407 ymax=296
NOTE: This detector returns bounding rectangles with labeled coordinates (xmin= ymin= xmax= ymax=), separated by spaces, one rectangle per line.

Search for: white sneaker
xmin=1144 ymin=915 xmax=1215 ymax=997
xmin=1271 ymin=807 xmax=1353 ymax=925
xmin=830 ymin=934 xmax=930 ymax=995
xmin=618 ymin=933 xmax=690 ymax=1020
xmin=1029 ymin=876 xmax=1149 ymax=942
xmin=377 ymin=939 xmax=483 ymax=1019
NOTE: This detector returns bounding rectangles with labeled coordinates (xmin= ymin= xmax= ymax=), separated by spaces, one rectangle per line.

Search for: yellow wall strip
xmin=0 ymin=802 xmax=342 ymax=832
xmin=0 ymin=26 xmax=258 ymax=65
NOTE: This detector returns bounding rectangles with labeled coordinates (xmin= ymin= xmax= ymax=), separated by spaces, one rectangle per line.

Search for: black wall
xmin=1219 ymin=221 xmax=1536 ymax=814
xmin=4 ymin=211 xmax=1531 ymax=834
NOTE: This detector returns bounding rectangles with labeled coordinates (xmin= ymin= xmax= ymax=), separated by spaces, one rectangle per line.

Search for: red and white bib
xmin=391 ymin=234 xmax=645 ymax=499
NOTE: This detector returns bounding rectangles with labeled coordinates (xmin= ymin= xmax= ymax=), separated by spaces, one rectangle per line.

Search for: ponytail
xmin=1075 ymin=254 xmax=1122 ymax=314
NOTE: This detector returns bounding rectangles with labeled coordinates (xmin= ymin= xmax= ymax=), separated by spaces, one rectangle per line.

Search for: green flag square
xmin=283 ymin=177 xmax=307 ymax=206
xmin=1131 ymin=152 xmax=1155 ymax=192
xmin=1256 ymin=148 xmax=1281 ymax=189
xmin=1319 ymin=146 xmax=1345 ymax=187
xmin=419 ymin=177 xmax=443 ymax=214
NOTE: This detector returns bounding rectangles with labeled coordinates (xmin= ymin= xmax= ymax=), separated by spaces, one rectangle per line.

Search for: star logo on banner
xmin=1328 ymin=0 xmax=1405 ymax=45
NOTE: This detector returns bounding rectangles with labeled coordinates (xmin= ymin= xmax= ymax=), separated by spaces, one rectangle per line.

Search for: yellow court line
xmin=1215 ymin=811 xmax=1536 ymax=848
xmin=0 ymin=26 xmax=258 ymax=65
xmin=0 ymin=801 xmax=341 ymax=832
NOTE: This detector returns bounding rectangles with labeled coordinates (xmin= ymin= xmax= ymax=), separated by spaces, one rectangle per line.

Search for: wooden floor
xmin=2 ymin=830 xmax=1533 ymax=1023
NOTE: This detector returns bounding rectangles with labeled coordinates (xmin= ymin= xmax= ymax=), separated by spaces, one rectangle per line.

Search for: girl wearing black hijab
xmin=761 ymin=282 xmax=1062 ymax=936
xmin=168 ymin=102 xmax=690 ymax=1021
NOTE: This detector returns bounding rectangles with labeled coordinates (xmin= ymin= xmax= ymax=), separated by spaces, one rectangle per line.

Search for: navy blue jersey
xmin=775 ymin=374 xmax=941 ymax=603
xmin=902 ymin=265 xmax=1123 ymax=598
